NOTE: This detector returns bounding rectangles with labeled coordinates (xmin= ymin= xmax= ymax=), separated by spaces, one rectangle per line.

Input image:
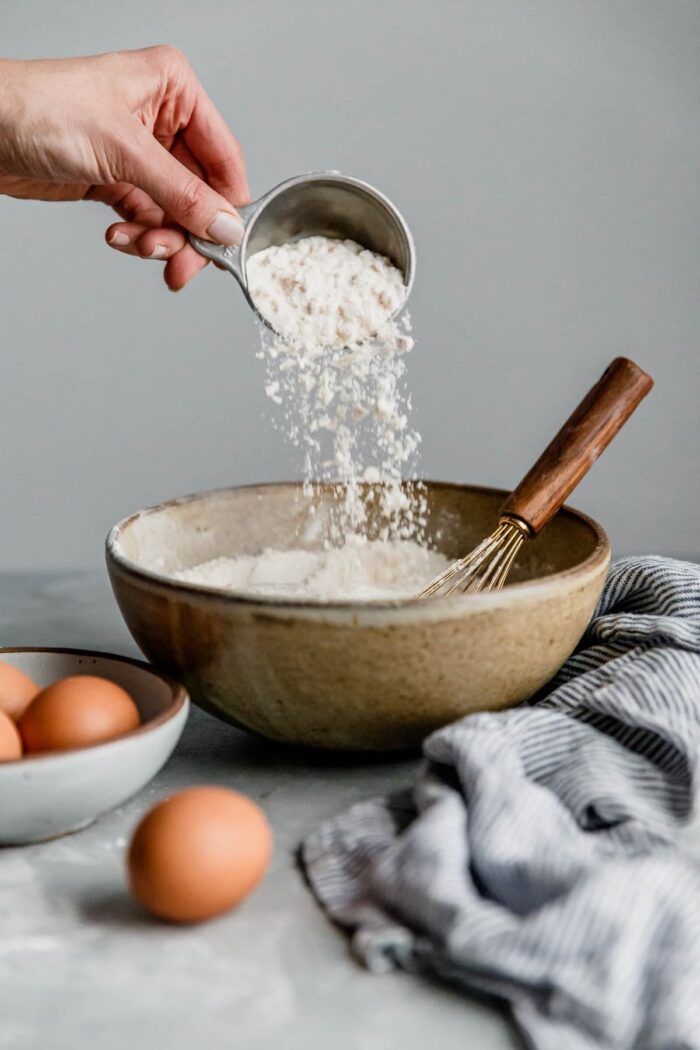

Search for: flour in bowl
xmin=175 ymin=538 xmax=451 ymax=602
xmin=248 ymin=235 xmax=425 ymax=544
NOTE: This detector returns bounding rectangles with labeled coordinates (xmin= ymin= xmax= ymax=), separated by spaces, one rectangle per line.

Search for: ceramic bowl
xmin=0 ymin=649 xmax=188 ymax=845
xmin=106 ymin=481 xmax=610 ymax=751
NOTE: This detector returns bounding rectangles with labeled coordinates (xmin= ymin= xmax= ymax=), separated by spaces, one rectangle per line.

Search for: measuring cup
xmin=189 ymin=171 xmax=415 ymax=331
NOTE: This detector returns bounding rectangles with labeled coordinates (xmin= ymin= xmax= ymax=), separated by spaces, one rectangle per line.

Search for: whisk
xmin=417 ymin=357 xmax=653 ymax=599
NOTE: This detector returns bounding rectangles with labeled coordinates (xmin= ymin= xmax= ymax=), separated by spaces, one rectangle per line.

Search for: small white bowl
xmin=0 ymin=648 xmax=189 ymax=845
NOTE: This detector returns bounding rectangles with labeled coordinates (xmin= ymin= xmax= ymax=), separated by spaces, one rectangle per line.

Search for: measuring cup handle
xmin=188 ymin=235 xmax=242 ymax=280
xmin=188 ymin=201 xmax=257 ymax=283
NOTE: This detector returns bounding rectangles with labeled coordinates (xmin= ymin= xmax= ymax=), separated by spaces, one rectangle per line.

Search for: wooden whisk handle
xmin=500 ymin=357 xmax=654 ymax=535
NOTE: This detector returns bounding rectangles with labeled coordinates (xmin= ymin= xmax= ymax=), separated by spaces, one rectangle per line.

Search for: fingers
xmin=164 ymin=249 xmax=209 ymax=291
xmin=164 ymin=134 xmax=218 ymax=287
xmin=101 ymin=173 xmax=211 ymax=289
xmin=105 ymin=221 xmax=186 ymax=259
xmin=182 ymin=83 xmax=250 ymax=205
xmin=136 ymin=45 xmax=250 ymax=207
xmin=101 ymin=106 xmax=244 ymax=288
xmin=103 ymin=147 xmax=208 ymax=287
xmin=121 ymin=122 xmax=245 ymax=246
xmin=105 ymin=219 xmax=209 ymax=290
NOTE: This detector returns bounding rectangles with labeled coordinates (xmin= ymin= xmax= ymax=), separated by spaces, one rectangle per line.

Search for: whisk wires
xmin=416 ymin=517 xmax=530 ymax=599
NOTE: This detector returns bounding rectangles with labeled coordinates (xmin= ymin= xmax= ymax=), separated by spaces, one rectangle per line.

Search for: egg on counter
xmin=127 ymin=786 xmax=273 ymax=923
xmin=19 ymin=675 xmax=140 ymax=754
xmin=0 ymin=709 xmax=23 ymax=761
xmin=0 ymin=660 xmax=40 ymax=722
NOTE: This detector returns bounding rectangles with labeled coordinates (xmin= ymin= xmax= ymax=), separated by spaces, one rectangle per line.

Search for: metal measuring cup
xmin=189 ymin=171 xmax=415 ymax=331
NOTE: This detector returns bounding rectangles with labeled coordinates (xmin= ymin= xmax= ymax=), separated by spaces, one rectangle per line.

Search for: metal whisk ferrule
xmin=416 ymin=516 xmax=531 ymax=599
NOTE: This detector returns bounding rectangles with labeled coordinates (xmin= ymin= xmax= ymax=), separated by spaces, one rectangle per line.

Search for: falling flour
xmin=175 ymin=539 xmax=450 ymax=602
xmin=179 ymin=235 xmax=437 ymax=603
xmin=247 ymin=236 xmax=425 ymax=543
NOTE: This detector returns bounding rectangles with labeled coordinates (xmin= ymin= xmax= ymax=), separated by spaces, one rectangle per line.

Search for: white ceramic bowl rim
xmin=106 ymin=480 xmax=611 ymax=611
xmin=0 ymin=647 xmax=188 ymax=770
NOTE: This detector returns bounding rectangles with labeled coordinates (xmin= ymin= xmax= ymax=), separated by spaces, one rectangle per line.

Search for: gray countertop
xmin=0 ymin=572 xmax=521 ymax=1050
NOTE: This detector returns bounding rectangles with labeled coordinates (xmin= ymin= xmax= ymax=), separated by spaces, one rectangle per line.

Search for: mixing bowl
xmin=106 ymin=482 xmax=609 ymax=751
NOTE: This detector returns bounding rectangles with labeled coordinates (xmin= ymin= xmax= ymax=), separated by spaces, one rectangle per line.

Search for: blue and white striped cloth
xmin=302 ymin=557 xmax=700 ymax=1050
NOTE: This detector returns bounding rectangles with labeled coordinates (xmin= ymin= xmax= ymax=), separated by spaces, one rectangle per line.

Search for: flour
xmin=175 ymin=539 xmax=450 ymax=602
xmin=180 ymin=234 xmax=436 ymax=603
xmin=246 ymin=236 xmax=410 ymax=351
xmin=247 ymin=236 xmax=425 ymax=545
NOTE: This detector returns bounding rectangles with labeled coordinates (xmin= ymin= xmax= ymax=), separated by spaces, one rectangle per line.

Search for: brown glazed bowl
xmin=106 ymin=482 xmax=610 ymax=751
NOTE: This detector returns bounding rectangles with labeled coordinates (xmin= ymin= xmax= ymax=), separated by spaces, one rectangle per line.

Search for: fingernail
xmin=149 ymin=245 xmax=168 ymax=259
xmin=207 ymin=210 xmax=245 ymax=246
xmin=109 ymin=232 xmax=130 ymax=247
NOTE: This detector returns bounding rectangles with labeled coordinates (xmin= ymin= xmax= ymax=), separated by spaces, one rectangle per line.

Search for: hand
xmin=0 ymin=46 xmax=250 ymax=290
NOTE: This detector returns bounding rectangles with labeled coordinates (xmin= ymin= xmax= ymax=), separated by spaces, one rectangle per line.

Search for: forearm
xmin=0 ymin=60 xmax=25 ymax=177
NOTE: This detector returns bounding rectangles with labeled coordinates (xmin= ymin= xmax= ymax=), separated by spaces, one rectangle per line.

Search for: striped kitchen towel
xmin=302 ymin=556 xmax=700 ymax=1050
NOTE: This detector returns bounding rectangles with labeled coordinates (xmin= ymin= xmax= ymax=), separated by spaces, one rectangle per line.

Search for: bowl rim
xmin=0 ymin=647 xmax=189 ymax=770
xmin=105 ymin=480 xmax=611 ymax=610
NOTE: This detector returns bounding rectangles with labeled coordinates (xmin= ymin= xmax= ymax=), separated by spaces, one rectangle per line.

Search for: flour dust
xmin=247 ymin=236 xmax=426 ymax=544
xmin=178 ymin=235 xmax=437 ymax=602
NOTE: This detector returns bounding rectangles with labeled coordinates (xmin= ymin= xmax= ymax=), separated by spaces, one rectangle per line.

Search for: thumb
xmin=122 ymin=128 xmax=245 ymax=245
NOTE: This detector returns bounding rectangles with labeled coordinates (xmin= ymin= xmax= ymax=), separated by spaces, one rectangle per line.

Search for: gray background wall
xmin=1 ymin=0 xmax=698 ymax=571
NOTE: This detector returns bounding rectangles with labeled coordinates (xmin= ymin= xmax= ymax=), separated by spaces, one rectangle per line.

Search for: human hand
xmin=0 ymin=46 xmax=249 ymax=289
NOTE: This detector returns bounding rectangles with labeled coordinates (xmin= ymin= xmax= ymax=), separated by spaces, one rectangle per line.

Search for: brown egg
xmin=127 ymin=786 xmax=273 ymax=923
xmin=0 ymin=660 xmax=40 ymax=722
xmin=0 ymin=709 xmax=22 ymax=761
xmin=19 ymin=675 xmax=140 ymax=754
